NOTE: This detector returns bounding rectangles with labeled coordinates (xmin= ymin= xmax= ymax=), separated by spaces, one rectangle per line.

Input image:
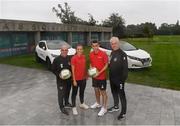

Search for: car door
xmin=37 ymin=42 xmax=47 ymax=61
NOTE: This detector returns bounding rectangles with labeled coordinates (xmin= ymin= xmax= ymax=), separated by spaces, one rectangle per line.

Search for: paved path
xmin=0 ymin=64 xmax=180 ymax=125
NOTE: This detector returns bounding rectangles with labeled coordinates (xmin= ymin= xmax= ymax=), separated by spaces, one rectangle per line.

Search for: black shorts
xmin=92 ymin=79 xmax=107 ymax=90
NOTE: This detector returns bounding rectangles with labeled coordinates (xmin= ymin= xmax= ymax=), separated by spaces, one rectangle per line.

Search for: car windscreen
xmin=120 ymin=42 xmax=137 ymax=51
xmin=100 ymin=42 xmax=112 ymax=50
xmin=46 ymin=40 xmax=71 ymax=50
xmin=100 ymin=41 xmax=137 ymax=51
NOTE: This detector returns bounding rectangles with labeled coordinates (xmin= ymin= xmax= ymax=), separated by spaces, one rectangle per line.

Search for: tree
xmin=174 ymin=20 xmax=180 ymax=34
xmin=142 ymin=22 xmax=157 ymax=38
xmin=102 ymin=13 xmax=126 ymax=38
xmin=158 ymin=23 xmax=172 ymax=35
xmin=125 ymin=22 xmax=157 ymax=38
xmin=52 ymin=2 xmax=98 ymax=25
xmin=125 ymin=24 xmax=143 ymax=38
xmin=52 ymin=2 xmax=81 ymax=24
xmin=88 ymin=13 xmax=98 ymax=26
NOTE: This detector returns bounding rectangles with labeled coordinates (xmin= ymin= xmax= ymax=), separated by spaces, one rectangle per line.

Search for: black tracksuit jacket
xmin=52 ymin=55 xmax=72 ymax=84
xmin=109 ymin=48 xmax=128 ymax=84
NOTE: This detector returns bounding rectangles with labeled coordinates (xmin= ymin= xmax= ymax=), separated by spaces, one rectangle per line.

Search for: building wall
xmin=0 ymin=32 xmax=35 ymax=57
xmin=40 ymin=32 xmax=68 ymax=41
xmin=0 ymin=19 xmax=112 ymax=57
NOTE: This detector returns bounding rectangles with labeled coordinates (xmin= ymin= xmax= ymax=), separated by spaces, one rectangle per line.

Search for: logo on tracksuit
xmin=59 ymin=86 xmax=63 ymax=90
xmin=114 ymin=57 xmax=117 ymax=62
xmin=101 ymin=85 xmax=104 ymax=89
xmin=60 ymin=64 xmax=63 ymax=68
xmin=120 ymin=84 xmax=123 ymax=90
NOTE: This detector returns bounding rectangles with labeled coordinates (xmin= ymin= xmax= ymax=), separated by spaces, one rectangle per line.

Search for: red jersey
xmin=71 ymin=54 xmax=86 ymax=80
xmin=89 ymin=49 xmax=108 ymax=80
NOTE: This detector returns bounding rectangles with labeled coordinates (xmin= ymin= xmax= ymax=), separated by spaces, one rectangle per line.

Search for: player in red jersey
xmin=89 ymin=40 xmax=108 ymax=116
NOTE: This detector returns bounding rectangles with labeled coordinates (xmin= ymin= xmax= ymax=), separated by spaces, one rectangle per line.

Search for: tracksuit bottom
xmin=110 ymin=79 xmax=127 ymax=114
xmin=71 ymin=79 xmax=86 ymax=107
xmin=57 ymin=79 xmax=72 ymax=109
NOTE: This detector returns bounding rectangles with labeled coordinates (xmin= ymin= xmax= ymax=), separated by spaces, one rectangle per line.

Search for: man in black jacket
xmin=108 ymin=37 xmax=128 ymax=120
xmin=52 ymin=44 xmax=72 ymax=115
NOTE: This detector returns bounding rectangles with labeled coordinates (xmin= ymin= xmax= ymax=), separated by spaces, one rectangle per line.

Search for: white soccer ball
xmin=59 ymin=69 xmax=71 ymax=80
xmin=88 ymin=67 xmax=98 ymax=77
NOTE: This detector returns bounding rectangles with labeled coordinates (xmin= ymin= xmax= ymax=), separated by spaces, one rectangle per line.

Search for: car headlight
xmin=128 ymin=55 xmax=140 ymax=61
xmin=51 ymin=54 xmax=59 ymax=57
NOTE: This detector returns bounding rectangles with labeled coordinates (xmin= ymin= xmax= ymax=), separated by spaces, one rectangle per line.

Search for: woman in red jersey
xmin=71 ymin=44 xmax=89 ymax=115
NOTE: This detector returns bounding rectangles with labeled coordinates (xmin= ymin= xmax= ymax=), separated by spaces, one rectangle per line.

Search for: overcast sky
xmin=0 ymin=0 xmax=180 ymax=27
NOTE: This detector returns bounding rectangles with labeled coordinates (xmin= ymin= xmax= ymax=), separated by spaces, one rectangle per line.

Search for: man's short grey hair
xmin=110 ymin=37 xmax=120 ymax=47
xmin=110 ymin=37 xmax=120 ymax=44
xmin=61 ymin=44 xmax=69 ymax=50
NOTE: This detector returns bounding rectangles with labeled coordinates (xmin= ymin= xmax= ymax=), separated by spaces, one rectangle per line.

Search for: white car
xmin=98 ymin=41 xmax=152 ymax=69
xmin=35 ymin=40 xmax=76 ymax=70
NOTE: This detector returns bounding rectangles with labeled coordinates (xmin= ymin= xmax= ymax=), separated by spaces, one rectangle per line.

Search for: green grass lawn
xmin=0 ymin=53 xmax=46 ymax=70
xmin=0 ymin=35 xmax=180 ymax=90
xmin=125 ymin=35 xmax=180 ymax=90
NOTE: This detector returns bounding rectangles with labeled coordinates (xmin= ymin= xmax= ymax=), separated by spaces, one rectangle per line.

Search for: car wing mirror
xmin=42 ymin=46 xmax=46 ymax=50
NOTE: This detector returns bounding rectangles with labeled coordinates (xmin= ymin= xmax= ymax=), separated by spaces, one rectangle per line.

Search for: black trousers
xmin=57 ymin=79 xmax=72 ymax=109
xmin=110 ymin=79 xmax=127 ymax=114
xmin=71 ymin=80 xmax=86 ymax=107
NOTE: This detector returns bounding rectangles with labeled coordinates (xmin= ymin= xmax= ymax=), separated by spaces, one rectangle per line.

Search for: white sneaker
xmin=90 ymin=102 xmax=101 ymax=109
xmin=79 ymin=103 xmax=89 ymax=109
xmin=98 ymin=107 xmax=107 ymax=116
xmin=72 ymin=107 xmax=78 ymax=115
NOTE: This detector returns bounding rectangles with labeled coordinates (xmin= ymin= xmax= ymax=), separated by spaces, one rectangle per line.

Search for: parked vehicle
xmin=98 ymin=40 xmax=152 ymax=69
xmin=35 ymin=40 xmax=76 ymax=70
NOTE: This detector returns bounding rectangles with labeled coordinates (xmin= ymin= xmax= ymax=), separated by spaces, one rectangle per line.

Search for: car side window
xmin=39 ymin=42 xmax=46 ymax=49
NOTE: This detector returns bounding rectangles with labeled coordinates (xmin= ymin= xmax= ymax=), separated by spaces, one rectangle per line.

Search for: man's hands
xmin=93 ymin=71 xmax=99 ymax=78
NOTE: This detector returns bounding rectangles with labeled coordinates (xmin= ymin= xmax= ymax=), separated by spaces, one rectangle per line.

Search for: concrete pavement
xmin=0 ymin=64 xmax=180 ymax=125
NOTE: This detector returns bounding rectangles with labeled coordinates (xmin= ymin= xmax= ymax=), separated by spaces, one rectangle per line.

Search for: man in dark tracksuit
xmin=52 ymin=45 xmax=72 ymax=115
xmin=108 ymin=37 xmax=128 ymax=120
